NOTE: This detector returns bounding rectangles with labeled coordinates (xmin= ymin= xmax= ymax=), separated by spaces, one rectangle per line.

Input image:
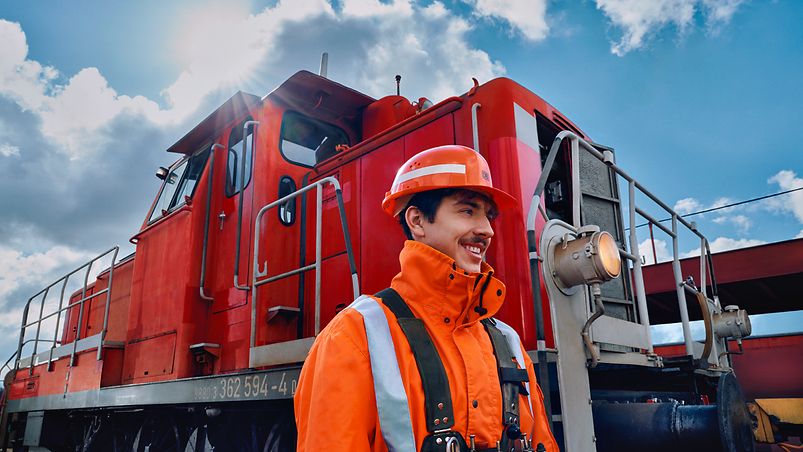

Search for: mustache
xmin=462 ymin=236 xmax=489 ymax=248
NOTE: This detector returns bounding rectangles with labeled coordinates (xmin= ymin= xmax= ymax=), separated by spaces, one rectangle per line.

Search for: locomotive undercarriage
xmin=4 ymin=367 xmax=300 ymax=451
xmin=7 ymin=401 xmax=296 ymax=452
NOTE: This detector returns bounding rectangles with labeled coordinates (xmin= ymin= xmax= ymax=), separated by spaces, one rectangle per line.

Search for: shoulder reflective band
xmin=394 ymin=163 xmax=466 ymax=186
xmin=349 ymin=295 xmax=416 ymax=452
xmin=492 ymin=319 xmax=534 ymax=417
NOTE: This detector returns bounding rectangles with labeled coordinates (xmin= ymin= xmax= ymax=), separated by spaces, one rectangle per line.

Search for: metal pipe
xmin=628 ymin=182 xmax=652 ymax=351
xmin=70 ymin=260 xmax=93 ymax=366
xmin=635 ymin=206 xmax=675 ymax=237
xmin=315 ymin=184 xmax=323 ymax=335
xmin=319 ymin=52 xmax=328 ymax=78
xmin=570 ymin=138 xmax=582 ymax=228
xmin=648 ymin=223 xmax=657 ymax=264
xmin=335 ymin=188 xmax=360 ymax=298
xmin=671 ymin=215 xmax=694 ymax=355
xmin=97 ymin=247 xmax=119 ymax=360
xmin=234 ymin=120 xmax=259 ymax=291
xmin=29 ymin=288 xmax=49 ymax=375
xmin=704 ymin=238 xmax=720 ymax=300
xmin=471 ymin=103 xmax=481 ymax=151
xmin=200 ymin=144 xmax=224 ymax=302
xmin=254 ymin=264 xmax=316 ymax=287
xmin=699 ymin=235 xmax=707 ymax=298
xmin=50 ymin=277 xmax=69 ymax=366
xmin=592 ymin=402 xmax=719 ymax=452
xmin=581 ymin=286 xmax=605 ymax=368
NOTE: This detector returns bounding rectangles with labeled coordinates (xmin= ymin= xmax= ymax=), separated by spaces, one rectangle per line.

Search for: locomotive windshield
xmin=147 ymin=148 xmax=210 ymax=223
xmin=279 ymin=111 xmax=348 ymax=167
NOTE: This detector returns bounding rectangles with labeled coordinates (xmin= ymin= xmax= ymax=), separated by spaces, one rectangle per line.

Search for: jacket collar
xmin=389 ymin=240 xmax=506 ymax=328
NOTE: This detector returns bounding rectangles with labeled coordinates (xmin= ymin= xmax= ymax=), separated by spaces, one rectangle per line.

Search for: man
xmin=295 ymin=145 xmax=558 ymax=451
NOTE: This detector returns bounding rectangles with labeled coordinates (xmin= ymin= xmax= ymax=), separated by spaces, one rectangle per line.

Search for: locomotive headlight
xmin=553 ymin=228 xmax=622 ymax=289
xmin=713 ymin=305 xmax=752 ymax=339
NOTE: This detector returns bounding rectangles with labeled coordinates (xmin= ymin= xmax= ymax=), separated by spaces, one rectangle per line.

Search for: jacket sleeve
xmin=294 ymin=310 xmax=382 ymax=452
xmin=519 ymin=344 xmax=560 ymax=452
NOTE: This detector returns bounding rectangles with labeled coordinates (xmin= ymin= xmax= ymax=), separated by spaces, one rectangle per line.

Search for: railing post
xmin=628 ymin=181 xmax=653 ymax=352
xmin=671 ymin=215 xmax=694 ymax=355
xmin=315 ymin=184 xmax=323 ymax=335
xmin=15 ymin=299 xmax=32 ymax=372
xmin=70 ymin=261 xmax=93 ymax=367
xmin=570 ymin=137 xmax=582 ymax=228
xmin=97 ymin=247 xmax=119 ymax=360
xmin=29 ymin=288 xmax=49 ymax=375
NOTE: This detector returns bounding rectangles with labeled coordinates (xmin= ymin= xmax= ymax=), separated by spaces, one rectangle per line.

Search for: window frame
xmin=226 ymin=117 xmax=256 ymax=197
xmin=278 ymin=111 xmax=349 ymax=168
xmin=147 ymin=146 xmax=210 ymax=224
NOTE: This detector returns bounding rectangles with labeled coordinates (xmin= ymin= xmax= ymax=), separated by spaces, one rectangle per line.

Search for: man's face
xmin=412 ymin=192 xmax=497 ymax=273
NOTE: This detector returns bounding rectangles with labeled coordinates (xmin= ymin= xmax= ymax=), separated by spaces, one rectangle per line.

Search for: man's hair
xmin=398 ymin=188 xmax=497 ymax=240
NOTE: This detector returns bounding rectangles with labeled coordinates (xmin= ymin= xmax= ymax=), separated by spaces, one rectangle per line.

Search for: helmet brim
xmin=383 ymin=184 xmax=518 ymax=217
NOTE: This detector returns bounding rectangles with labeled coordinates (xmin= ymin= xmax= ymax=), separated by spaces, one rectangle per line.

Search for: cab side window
xmin=280 ymin=112 xmax=348 ymax=167
xmin=227 ymin=118 xmax=255 ymax=196
xmin=148 ymin=148 xmax=210 ymax=223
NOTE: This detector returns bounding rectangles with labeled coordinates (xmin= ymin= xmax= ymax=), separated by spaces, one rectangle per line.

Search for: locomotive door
xmin=208 ymin=117 xmax=257 ymax=313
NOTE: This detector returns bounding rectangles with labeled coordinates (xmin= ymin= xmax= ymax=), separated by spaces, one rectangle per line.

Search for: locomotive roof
xmin=167 ymin=71 xmax=374 ymax=154
xmin=167 ymin=91 xmax=262 ymax=154
xmin=265 ymin=70 xmax=375 ymax=133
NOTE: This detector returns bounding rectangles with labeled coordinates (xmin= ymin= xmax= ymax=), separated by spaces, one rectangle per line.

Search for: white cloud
xmin=674 ymin=196 xmax=702 ymax=215
xmin=797 ymin=230 xmax=803 ymax=239
xmin=0 ymin=143 xmax=20 ymax=157
xmin=767 ymin=170 xmax=803 ymax=224
xmin=682 ymin=236 xmax=766 ymax=258
xmin=701 ymin=0 xmax=746 ymax=26
xmin=342 ymin=0 xmax=413 ymax=18
xmin=0 ymin=244 xmax=92 ymax=305
xmin=595 ymin=0 xmax=746 ymax=55
xmin=713 ymin=214 xmax=751 ymax=233
xmin=638 ymin=238 xmax=671 ymax=265
xmin=469 ymin=0 xmax=550 ymax=42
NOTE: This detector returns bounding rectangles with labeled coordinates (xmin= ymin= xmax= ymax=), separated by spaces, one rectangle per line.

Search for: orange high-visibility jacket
xmin=294 ymin=241 xmax=559 ymax=451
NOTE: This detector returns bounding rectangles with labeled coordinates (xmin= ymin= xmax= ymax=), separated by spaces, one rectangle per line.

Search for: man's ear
xmin=405 ymin=206 xmax=427 ymax=240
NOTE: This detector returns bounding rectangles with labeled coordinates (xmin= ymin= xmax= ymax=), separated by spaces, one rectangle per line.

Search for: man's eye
xmin=461 ymin=209 xmax=473 ymax=215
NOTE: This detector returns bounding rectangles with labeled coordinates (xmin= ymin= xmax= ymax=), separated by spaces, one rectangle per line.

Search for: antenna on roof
xmin=395 ymin=75 xmax=401 ymax=96
xmin=319 ymin=52 xmax=329 ymax=78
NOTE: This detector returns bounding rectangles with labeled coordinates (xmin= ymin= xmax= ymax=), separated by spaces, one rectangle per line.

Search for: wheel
xmin=262 ymin=413 xmax=296 ymax=452
xmin=131 ymin=415 xmax=183 ymax=452
xmin=183 ymin=425 xmax=213 ymax=452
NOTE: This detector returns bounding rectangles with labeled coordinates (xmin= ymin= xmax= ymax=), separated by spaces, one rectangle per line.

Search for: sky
xmin=0 ymin=0 xmax=801 ymax=369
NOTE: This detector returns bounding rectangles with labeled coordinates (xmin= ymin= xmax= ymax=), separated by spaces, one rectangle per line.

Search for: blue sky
xmin=0 ymin=0 xmax=800 ymax=364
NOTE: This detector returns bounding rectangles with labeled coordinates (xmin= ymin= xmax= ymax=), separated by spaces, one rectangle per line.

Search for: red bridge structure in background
xmin=647 ymin=238 xmax=803 ymax=449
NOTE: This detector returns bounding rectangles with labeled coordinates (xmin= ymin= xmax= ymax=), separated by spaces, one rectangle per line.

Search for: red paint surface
xmin=655 ymin=334 xmax=803 ymax=400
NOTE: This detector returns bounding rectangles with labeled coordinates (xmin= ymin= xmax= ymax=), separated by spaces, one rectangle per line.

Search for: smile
xmin=462 ymin=244 xmax=483 ymax=258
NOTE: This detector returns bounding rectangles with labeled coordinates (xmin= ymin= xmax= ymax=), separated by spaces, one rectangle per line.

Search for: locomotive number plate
xmin=192 ymin=370 xmax=299 ymax=402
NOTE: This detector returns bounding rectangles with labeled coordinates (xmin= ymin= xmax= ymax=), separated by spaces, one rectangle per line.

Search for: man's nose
xmin=474 ymin=216 xmax=494 ymax=238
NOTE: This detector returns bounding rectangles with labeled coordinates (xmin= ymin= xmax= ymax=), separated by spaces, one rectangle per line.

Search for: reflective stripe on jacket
xmin=294 ymin=241 xmax=558 ymax=451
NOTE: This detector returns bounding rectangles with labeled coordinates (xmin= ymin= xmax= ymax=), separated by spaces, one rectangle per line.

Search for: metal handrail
xmin=2 ymin=340 xmax=59 ymax=373
xmin=200 ymin=143 xmax=225 ymax=301
xmin=250 ymin=176 xmax=359 ymax=348
xmin=14 ymin=246 xmax=119 ymax=373
xmin=234 ymin=120 xmax=260 ymax=291
xmin=527 ymin=130 xmax=716 ymax=356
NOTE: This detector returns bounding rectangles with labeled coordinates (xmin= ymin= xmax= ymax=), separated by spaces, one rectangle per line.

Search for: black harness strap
xmin=376 ymin=288 xmax=456 ymax=432
xmin=375 ymin=289 xmax=533 ymax=450
xmin=482 ymin=318 xmax=530 ymax=450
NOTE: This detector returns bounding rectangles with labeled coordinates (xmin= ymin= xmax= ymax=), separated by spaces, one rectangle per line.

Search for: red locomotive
xmin=1 ymin=68 xmax=757 ymax=451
